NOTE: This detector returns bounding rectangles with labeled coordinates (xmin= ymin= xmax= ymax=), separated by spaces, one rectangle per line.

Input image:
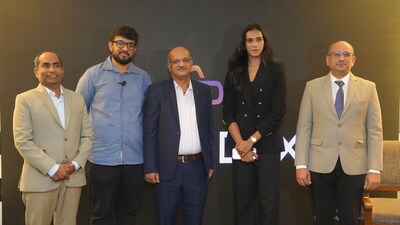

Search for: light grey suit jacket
xmin=13 ymin=84 xmax=93 ymax=192
xmin=295 ymin=73 xmax=383 ymax=175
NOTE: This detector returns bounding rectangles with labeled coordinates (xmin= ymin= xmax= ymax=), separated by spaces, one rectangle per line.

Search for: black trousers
xmin=310 ymin=158 xmax=365 ymax=225
xmin=86 ymin=162 xmax=145 ymax=225
xmin=232 ymin=153 xmax=280 ymax=225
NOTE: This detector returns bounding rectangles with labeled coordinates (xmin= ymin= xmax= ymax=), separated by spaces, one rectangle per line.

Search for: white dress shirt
xmin=174 ymin=81 xmax=202 ymax=155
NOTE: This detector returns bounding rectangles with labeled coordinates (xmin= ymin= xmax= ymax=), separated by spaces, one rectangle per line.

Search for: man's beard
xmin=112 ymin=52 xmax=133 ymax=65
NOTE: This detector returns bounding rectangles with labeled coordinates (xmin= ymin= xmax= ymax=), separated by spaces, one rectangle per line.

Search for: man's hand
xmin=51 ymin=166 xmax=70 ymax=181
xmin=145 ymin=173 xmax=160 ymax=184
xmin=62 ymin=162 xmax=76 ymax=175
xmin=208 ymin=169 xmax=214 ymax=179
xmin=296 ymin=168 xmax=312 ymax=186
xmin=364 ymin=173 xmax=380 ymax=190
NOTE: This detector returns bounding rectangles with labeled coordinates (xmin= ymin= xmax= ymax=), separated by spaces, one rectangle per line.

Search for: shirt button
xmin=64 ymin=138 xmax=68 ymax=141
xmin=64 ymin=155 xmax=68 ymax=159
xmin=256 ymin=115 xmax=260 ymax=118
xmin=338 ymin=142 xmax=342 ymax=145
xmin=244 ymin=114 xmax=248 ymax=118
xmin=260 ymin=88 xmax=263 ymax=92
xmin=242 ymin=101 xmax=245 ymax=105
xmin=258 ymin=102 xmax=262 ymax=105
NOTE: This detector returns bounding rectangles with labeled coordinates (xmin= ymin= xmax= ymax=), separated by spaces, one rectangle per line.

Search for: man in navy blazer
xmin=143 ymin=46 xmax=215 ymax=225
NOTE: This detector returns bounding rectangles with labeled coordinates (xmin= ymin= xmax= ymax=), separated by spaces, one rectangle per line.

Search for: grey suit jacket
xmin=13 ymin=84 xmax=93 ymax=192
xmin=295 ymin=73 xmax=383 ymax=175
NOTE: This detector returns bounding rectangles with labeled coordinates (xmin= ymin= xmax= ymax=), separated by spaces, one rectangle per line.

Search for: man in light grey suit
xmin=13 ymin=52 xmax=94 ymax=225
xmin=295 ymin=41 xmax=383 ymax=225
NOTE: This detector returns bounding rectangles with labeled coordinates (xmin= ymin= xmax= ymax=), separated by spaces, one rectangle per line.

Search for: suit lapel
xmin=322 ymin=74 xmax=338 ymax=118
xmin=192 ymin=80 xmax=203 ymax=124
xmin=342 ymin=73 xmax=358 ymax=118
xmin=168 ymin=80 xmax=180 ymax=125
xmin=253 ymin=63 xmax=268 ymax=87
xmin=192 ymin=80 xmax=207 ymax=146
xmin=63 ymin=88 xmax=71 ymax=131
xmin=241 ymin=69 xmax=255 ymax=117
xmin=36 ymin=84 xmax=64 ymax=129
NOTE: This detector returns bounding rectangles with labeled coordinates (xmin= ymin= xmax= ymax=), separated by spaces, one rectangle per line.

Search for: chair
xmin=360 ymin=140 xmax=400 ymax=225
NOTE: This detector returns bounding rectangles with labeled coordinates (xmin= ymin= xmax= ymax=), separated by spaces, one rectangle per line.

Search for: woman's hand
xmin=240 ymin=149 xmax=258 ymax=163
xmin=236 ymin=139 xmax=253 ymax=156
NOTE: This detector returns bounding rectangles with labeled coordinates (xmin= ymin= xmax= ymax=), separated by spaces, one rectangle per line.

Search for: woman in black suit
xmin=223 ymin=23 xmax=287 ymax=225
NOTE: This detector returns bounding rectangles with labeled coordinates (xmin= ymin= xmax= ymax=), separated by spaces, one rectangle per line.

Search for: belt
xmin=177 ymin=153 xmax=203 ymax=163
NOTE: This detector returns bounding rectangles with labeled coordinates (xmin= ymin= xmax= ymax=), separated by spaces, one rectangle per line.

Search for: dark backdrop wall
xmin=1 ymin=1 xmax=399 ymax=225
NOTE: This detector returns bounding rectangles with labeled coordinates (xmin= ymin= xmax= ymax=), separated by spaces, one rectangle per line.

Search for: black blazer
xmin=223 ymin=61 xmax=287 ymax=154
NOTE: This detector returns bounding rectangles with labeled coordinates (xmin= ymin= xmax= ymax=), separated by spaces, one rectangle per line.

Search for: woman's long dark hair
xmin=226 ymin=23 xmax=275 ymax=91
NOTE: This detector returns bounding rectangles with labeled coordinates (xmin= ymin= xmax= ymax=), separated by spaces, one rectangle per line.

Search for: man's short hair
xmin=34 ymin=51 xmax=63 ymax=68
xmin=109 ymin=26 xmax=139 ymax=44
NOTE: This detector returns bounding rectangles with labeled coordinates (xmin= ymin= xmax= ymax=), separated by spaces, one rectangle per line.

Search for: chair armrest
xmin=361 ymin=192 xmax=372 ymax=225
xmin=376 ymin=185 xmax=400 ymax=191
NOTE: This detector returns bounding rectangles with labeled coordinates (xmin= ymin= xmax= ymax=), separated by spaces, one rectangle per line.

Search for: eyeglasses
xmin=328 ymin=51 xmax=354 ymax=58
xmin=112 ymin=40 xmax=136 ymax=50
xmin=168 ymin=57 xmax=192 ymax=65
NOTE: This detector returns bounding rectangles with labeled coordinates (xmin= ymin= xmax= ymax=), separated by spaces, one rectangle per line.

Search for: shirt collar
xmin=173 ymin=80 xmax=193 ymax=92
xmin=43 ymin=86 xmax=64 ymax=98
xmin=329 ymin=72 xmax=350 ymax=85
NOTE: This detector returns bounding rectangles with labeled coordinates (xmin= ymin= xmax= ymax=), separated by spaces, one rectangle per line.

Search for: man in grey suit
xmin=295 ymin=41 xmax=383 ymax=225
xmin=13 ymin=51 xmax=94 ymax=225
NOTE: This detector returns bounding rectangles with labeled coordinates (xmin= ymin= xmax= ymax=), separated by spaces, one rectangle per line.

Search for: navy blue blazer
xmin=143 ymin=79 xmax=215 ymax=181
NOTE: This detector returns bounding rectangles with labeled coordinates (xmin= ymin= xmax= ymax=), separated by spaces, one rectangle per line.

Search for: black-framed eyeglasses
xmin=328 ymin=51 xmax=354 ymax=58
xmin=168 ymin=57 xmax=192 ymax=65
xmin=112 ymin=40 xmax=136 ymax=50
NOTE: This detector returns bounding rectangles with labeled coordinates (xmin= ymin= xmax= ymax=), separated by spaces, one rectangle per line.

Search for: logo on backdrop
xmin=192 ymin=65 xmax=223 ymax=105
xmin=219 ymin=132 xmax=296 ymax=164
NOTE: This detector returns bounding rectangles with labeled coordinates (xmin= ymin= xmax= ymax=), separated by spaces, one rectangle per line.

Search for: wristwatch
xmin=250 ymin=136 xmax=257 ymax=144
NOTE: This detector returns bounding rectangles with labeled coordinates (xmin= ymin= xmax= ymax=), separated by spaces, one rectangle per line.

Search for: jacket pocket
xmin=356 ymin=139 xmax=365 ymax=144
xmin=310 ymin=138 xmax=322 ymax=146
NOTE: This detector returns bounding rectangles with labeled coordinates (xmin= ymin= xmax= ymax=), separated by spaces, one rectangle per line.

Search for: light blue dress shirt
xmin=76 ymin=57 xmax=151 ymax=165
